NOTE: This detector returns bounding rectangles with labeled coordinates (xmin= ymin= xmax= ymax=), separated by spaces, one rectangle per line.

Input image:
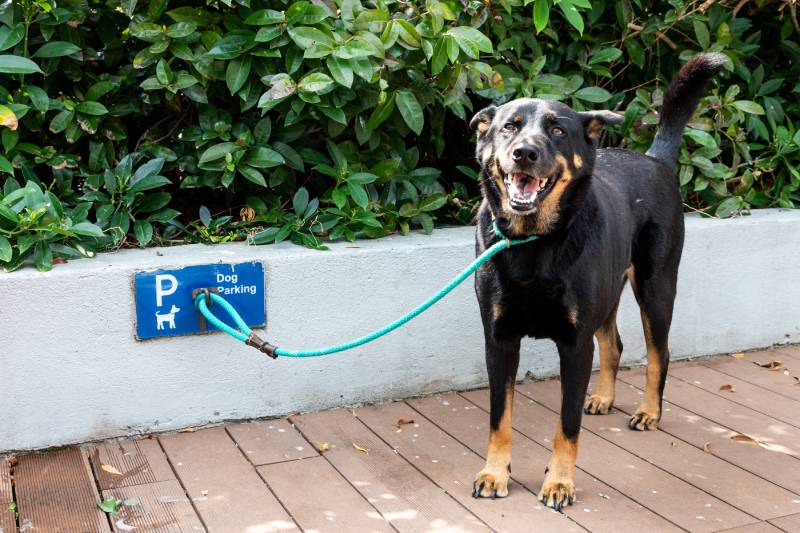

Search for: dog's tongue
xmin=509 ymin=172 xmax=540 ymax=197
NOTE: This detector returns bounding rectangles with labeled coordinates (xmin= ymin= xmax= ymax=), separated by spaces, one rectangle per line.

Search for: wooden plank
xmin=88 ymin=438 xmax=176 ymax=490
xmin=103 ymin=480 xmax=205 ymax=532
xmin=520 ymin=378 xmax=800 ymax=520
xmin=618 ymin=368 xmax=800 ymax=459
xmin=774 ymin=345 xmax=800 ymax=362
xmin=670 ymin=363 xmax=800 ymax=428
xmin=700 ymin=354 xmax=800 ymax=402
xmin=410 ymin=392 xmax=681 ymax=532
xmin=0 ymin=507 xmax=16 ymax=533
xmin=769 ymin=512 xmax=800 ymax=531
xmin=258 ymin=456 xmax=393 ymax=532
xmin=226 ymin=419 xmax=318 ymax=466
xmin=0 ymin=457 xmax=11 ymax=503
xmin=291 ymin=408 xmax=489 ymax=532
xmin=15 ymin=448 xmax=110 ymax=533
xmin=611 ymin=378 xmax=800 ymax=496
xmin=463 ymin=386 xmax=755 ymax=532
xmin=355 ymin=401 xmax=584 ymax=532
xmin=717 ymin=522 xmax=783 ymax=533
xmin=159 ymin=427 xmax=298 ymax=533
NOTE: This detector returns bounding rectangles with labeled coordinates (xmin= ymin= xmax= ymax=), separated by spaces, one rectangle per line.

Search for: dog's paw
xmin=628 ymin=409 xmax=659 ymax=431
xmin=539 ymin=479 xmax=575 ymax=511
xmin=472 ymin=467 xmax=509 ymax=499
xmin=584 ymin=394 xmax=614 ymax=415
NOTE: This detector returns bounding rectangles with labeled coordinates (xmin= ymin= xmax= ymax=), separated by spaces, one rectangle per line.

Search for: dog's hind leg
xmin=628 ymin=225 xmax=683 ymax=431
xmin=473 ymin=334 xmax=520 ymax=499
xmin=585 ymin=298 xmax=623 ymax=415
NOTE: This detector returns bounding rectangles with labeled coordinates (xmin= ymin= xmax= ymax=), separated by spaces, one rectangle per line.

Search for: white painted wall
xmin=1 ymin=209 xmax=799 ymax=452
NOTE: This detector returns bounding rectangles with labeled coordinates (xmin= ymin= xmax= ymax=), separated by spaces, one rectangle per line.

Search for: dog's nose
xmin=512 ymin=144 xmax=538 ymax=162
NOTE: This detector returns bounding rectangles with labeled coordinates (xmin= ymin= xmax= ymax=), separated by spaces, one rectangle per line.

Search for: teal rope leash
xmin=194 ymin=222 xmax=537 ymax=358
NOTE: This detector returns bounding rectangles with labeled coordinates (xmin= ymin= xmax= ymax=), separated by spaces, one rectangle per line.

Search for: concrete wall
xmin=2 ymin=209 xmax=799 ymax=452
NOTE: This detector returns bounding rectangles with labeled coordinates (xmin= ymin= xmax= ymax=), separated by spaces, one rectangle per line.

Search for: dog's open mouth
xmin=504 ymin=171 xmax=553 ymax=211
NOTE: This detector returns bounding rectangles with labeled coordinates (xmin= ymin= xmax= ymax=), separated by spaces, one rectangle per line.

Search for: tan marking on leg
xmin=540 ymin=420 xmax=577 ymax=509
xmin=566 ymin=306 xmax=578 ymax=325
xmin=630 ymin=315 xmax=664 ymax=430
xmin=491 ymin=304 xmax=503 ymax=321
xmin=474 ymin=381 xmax=513 ymax=498
xmin=586 ymin=304 xmax=622 ymax=415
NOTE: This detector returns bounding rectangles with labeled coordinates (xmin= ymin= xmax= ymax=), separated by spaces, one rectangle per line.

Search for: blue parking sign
xmin=134 ymin=262 xmax=265 ymax=340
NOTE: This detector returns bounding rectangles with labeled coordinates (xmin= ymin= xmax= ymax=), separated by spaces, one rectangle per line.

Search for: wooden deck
xmin=3 ymin=346 xmax=800 ymax=533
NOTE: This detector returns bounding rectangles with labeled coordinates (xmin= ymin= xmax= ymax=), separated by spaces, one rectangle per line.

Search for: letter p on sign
xmin=155 ymin=274 xmax=178 ymax=307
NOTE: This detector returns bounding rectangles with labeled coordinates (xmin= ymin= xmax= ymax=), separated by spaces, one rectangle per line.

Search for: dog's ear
xmin=578 ymin=110 xmax=623 ymax=141
xmin=469 ymin=105 xmax=497 ymax=137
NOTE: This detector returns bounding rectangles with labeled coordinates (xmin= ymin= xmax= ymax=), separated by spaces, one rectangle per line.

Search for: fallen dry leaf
xmin=783 ymin=369 xmax=790 ymax=376
xmin=201 ymin=490 xmax=209 ymax=496
xmin=718 ymin=384 xmax=735 ymax=392
xmin=731 ymin=433 xmax=759 ymax=444
xmin=703 ymin=441 xmax=711 ymax=453
xmin=178 ymin=428 xmax=196 ymax=433
xmin=318 ymin=442 xmax=330 ymax=453
xmin=101 ymin=464 xmax=123 ymax=476
xmin=352 ymin=443 xmax=370 ymax=454
xmin=753 ymin=360 xmax=782 ymax=370
xmin=393 ymin=418 xmax=414 ymax=430
xmin=731 ymin=352 xmax=744 ymax=359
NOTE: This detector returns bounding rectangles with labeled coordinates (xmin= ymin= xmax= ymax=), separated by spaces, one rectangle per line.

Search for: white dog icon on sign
xmin=155 ymin=304 xmax=181 ymax=330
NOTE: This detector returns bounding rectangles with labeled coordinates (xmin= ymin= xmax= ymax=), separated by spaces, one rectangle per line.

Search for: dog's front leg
xmin=473 ymin=335 xmax=520 ymax=499
xmin=540 ymin=336 xmax=593 ymax=510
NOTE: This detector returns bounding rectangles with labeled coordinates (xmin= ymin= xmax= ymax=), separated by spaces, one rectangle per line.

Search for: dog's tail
xmin=646 ymin=53 xmax=725 ymax=167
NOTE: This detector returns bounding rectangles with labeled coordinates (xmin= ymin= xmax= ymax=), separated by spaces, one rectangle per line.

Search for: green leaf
xmin=226 ymin=56 xmax=252 ymax=94
xmin=199 ymin=142 xmax=242 ymax=165
xmin=589 ymin=48 xmax=622 ymax=65
xmin=70 ymin=221 xmax=105 ymax=237
xmin=733 ymin=100 xmax=765 ymax=115
xmin=33 ymin=241 xmax=53 ymax=272
xmin=297 ymin=72 xmax=334 ymax=94
xmin=0 ymin=154 xmax=12 ymax=174
xmin=129 ymin=175 xmax=171 ymax=192
xmin=533 ymin=0 xmax=550 ymax=33
xmin=573 ymin=86 xmax=612 ymax=102
xmin=417 ymin=212 xmax=434 ymax=234
xmin=347 ymin=181 xmax=369 ymax=208
xmin=26 ymin=86 xmax=49 ymax=112
xmin=558 ymin=0 xmax=584 ymax=34
xmin=419 ymin=193 xmax=447 ymax=212
xmin=49 ymin=110 xmax=74 ymax=133
xmin=76 ymin=102 xmax=109 ymax=116
xmin=32 ymin=41 xmax=81 ymax=58
xmin=326 ymin=57 xmax=353 ymax=88
xmin=366 ymin=92 xmax=396 ymax=129
xmin=684 ymin=128 xmax=716 ymax=148
xmin=134 ymin=220 xmax=153 ymax=245
xmin=245 ymin=146 xmax=284 ymax=168
xmin=293 ymin=187 xmax=309 ymax=216
xmin=250 ymin=226 xmax=280 ymax=244
xmin=448 ymin=27 xmax=492 ymax=59
xmin=693 ymin=20 xmax=710 ymax=49
xmin=245 ymin=9 xmax=285 ymax=25
xmin=0 ymin=24 xmax=24 ymax=52
xmin=272 ymin=141 xmax=304 ymax=171
xmin=97 ymin=498 xmax=123 ymax=514
xmin=396 ymin=90 xmax=424 ymax=135
xmin=0 ymin=55 xmax=42 ymax=74
xmin=288 ymin=27 xmax=333 ymax=48
xmin=0 ymin=235 xmax=11 ymax=262
xmin=348 ymin=172 xmax=378 ymax=185
xmin=199 ymin=205 xmax=211 ymax=227
xmin=156 ymin=59 xmax=173 ymax=85
xmin=86 ymin=81 xmax=116 ymax=101
xmin=238 ymin=165 xmax=267 ymax=186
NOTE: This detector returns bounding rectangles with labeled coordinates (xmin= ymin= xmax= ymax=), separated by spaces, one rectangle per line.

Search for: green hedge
xmin=0 ymin=0 xmax=798 ymax=271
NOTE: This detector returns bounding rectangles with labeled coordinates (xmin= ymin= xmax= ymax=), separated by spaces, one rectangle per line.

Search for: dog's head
xmin=470 ymin=98 xmax=622 ymax=236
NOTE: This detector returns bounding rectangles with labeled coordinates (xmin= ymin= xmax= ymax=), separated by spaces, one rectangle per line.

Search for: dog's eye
xmin=551 ymin=126 xmax=565 ymax=136
xmin=503 ymin=123 xmax=517 ymax=132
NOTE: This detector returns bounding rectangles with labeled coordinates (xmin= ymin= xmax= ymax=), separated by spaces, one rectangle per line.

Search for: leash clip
xmin=245 ymin=333 xmax=279 ymax=359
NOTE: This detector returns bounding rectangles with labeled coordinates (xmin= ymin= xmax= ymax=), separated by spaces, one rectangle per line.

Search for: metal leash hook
xmin=191 ymin=287 xmax=219 ymax=333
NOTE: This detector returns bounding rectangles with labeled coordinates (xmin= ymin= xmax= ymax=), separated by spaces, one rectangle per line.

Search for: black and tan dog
xmin=469 ymin=54 xmax=724 ymax=510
